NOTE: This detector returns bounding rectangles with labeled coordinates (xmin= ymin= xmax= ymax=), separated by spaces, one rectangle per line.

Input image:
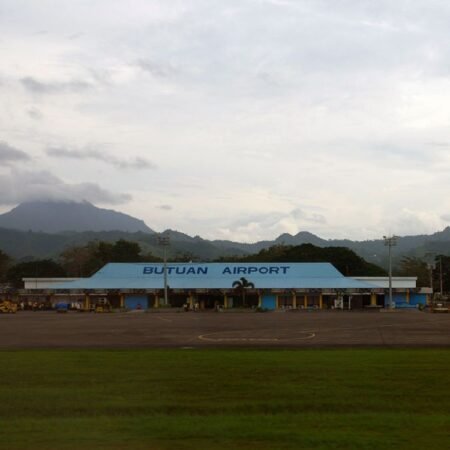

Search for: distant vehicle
xmin=95 ymin=298 xmax=112 ymax=313
xmin=431 ymin=297 xmax=449 ymax=313
xmin=0 ymin=300 xmax=18 ymax=313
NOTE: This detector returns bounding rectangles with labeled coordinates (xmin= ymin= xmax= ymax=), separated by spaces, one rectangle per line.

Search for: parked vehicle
xmin=95 ymin=298 xmax=112 ymax=313
xmin=0 ymin=300 xmax=18 ymax=313
xmin=431 ymin=296 xmax=449 ymax=313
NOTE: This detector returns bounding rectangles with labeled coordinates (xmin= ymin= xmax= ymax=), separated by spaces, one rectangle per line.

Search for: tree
xmin=236 ymin=243 xmax=386 ymax=276
xmin=173 ymin=251 xmax=196 ymax=262
xmin=0 ymin=250 xmax=12 ymax=282
xmin=6 ymin=259 xmax=66 ymax=288
xmin=140 ymin=251 xmax=162 ymax=262
xmin=110 ymin=239 xmax=141 ymax=262
xmin=60 ymin=244 xmax=94 ymax=277
xmin=397 ymin=257 xmax=430 ymax=287
xmin=60 ymin=239 xmax=146 ymax=276
xmin=232 ymin=277 xmax=255 ymax=307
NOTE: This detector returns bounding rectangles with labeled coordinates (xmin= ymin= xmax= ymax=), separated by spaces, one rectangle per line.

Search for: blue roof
xmin=54 ymin=262 xmax=374 ymax=290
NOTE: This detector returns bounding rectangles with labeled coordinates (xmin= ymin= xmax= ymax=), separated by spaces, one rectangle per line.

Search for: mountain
xmin=0 ymin=228 xmax=249 ymax=261
xmin=0 ymin=201 xmax=449 ymax=268
xmin=212 ymin=229 xmax=450 ymax=268
xmin=0 ymin=201 xmax=154 ymax=234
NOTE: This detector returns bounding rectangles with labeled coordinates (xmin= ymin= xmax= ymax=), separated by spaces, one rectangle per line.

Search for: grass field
xmin=0 ymin=349 xmax=449 ymax=449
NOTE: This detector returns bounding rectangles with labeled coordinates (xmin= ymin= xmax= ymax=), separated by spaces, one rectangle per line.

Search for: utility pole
xmin=383 ymin=235 xmax=398 ymax=309
xmin=426 ymin=253 xmax=443 ymax=298
xmin=157 ymin=234 xmax=170 ymax=306
xmin=428 ymin=263 xmax=434 ymax=291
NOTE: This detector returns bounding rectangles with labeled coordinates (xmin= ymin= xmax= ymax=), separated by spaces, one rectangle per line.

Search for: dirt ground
xmin=0 ymin=309 xmax=449 ymax=349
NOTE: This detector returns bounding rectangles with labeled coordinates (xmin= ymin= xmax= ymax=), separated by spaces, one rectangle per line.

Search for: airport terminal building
xmin=20 ymin=262 xmax=430 ymax=310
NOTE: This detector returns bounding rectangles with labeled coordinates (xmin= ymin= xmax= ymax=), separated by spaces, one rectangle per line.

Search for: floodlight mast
xmin=425 ymin=252 xmax=443 ymax=297
xmin=383 ymin=235 xmax=398 ymax=309
xmin=157 ymin=234 xmax=170 ymax=306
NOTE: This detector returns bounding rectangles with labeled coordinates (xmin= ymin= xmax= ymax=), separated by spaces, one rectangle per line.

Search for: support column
xmin=319 ymin=294 xmax=323 ymax=309
xmin=258 ymin=293 xmax=262 ymax=308
xmin=188 ymin=292 xmax=194 ymax=309
xmin=119 ymin=293 xmax=125 ymax=309
xmin=370 ymin=292 xmax=377 ymax=306
xmin=84 ymin=294 xmax=90 ymax=311
xmin=304 ymin=295 xmax=308 ymax=308
xmin=223 ymin=293 xmax=228 ymax=309
xmin=154 ymin=293 xmax=159 ymax=309
xmin=292 ymin=292 xmax=297 ymax=309
xmin=275 ymin=296 xmax=279 ymax=309
xmin=406 ymin=289 xmax=410 ymax=304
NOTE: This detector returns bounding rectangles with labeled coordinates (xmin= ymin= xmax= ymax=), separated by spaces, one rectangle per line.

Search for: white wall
xmin=23 ymin=278 xmax=81 ymax=289
xmin=353 ymin=277 xmax=417 ymax=289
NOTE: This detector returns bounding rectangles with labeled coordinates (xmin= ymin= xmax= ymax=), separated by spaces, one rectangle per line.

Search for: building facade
xmin=31 ymin=262 xmax=430 ymax=310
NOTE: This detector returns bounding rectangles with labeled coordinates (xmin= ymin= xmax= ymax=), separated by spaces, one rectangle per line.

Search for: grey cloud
xmin=0 ymin=141 xmax=31 ymax=164
xmin=67 ymin=32 xmax=84 ymax=40
xmin=47 ymin=147 xmax=105 ymax=160
xmin=115 ymin=156 xmax=157 ymax=170
xmin=291 ymin=208 xmax=327 ymax=224
xmin=46 ymin=146 xmax=157 ymax=170
xmin=231 ymin=208 xmax=327 ymax=229
xmin=352 ymin=140 xmax=440 ymax=168
xmin=427 ymin=141 xmax=450 ymax=148
xmin=21 ymin=77 xmax=91 ymax=94
xmin=388 ymin=210 xmax=435 ymax=236
xmin=441 ymin=214 xmax=450 ymax=222
xmin=158 ymin=204 xmax=172 ymax=211
xmin=0 ymin=169 xmax=130 ymax=206
xmin=27 ymin=107 xmax=43 ymax=120
xmin=230 ymin=211 xmax=285 ymax=229
xmin=136 ymin=59 xmax=178 ymax=78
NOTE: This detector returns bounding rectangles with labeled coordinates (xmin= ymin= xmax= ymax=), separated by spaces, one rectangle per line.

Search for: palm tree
xmin=232 ymin=277 xmax=255 ymax=307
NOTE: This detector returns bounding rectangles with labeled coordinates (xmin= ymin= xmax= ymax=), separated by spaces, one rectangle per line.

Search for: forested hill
xmin=0 ymin=228 xmax=247 ymax=262
xmin=0 ymin=201 xmax=449 ymax=268
xmin=0 ymin=224 xmax=449 ymax=270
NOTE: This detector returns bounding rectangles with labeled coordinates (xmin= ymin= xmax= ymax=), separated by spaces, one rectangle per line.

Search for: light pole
xmin=383 ymin=235 xmax=398 ymax=309
xmin=425 ymin=252 xmax=436 ymax=298
xmin=157 ymin=234 xmax=170 ymax=306
xmin=425 ymin=253 xmax=443 ymax=298
xmin=427 ymin=262 xmax=434 ymax=291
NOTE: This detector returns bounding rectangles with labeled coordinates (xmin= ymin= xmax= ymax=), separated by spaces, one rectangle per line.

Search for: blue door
xmin=410 ymin=293 xmax=427 ymax=306
xmin=125 ymin=295 xmax=148 ymax=310
xmin=262 ymin=294 xmax=277 ymax=310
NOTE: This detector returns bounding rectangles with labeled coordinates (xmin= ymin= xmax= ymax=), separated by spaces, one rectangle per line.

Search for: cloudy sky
xmin=1 ymin=0 xmax=449 ymax=241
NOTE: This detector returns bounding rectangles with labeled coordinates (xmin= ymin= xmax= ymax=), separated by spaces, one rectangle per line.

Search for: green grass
xmin=0 ymin=349 xmax=449 ymax=449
